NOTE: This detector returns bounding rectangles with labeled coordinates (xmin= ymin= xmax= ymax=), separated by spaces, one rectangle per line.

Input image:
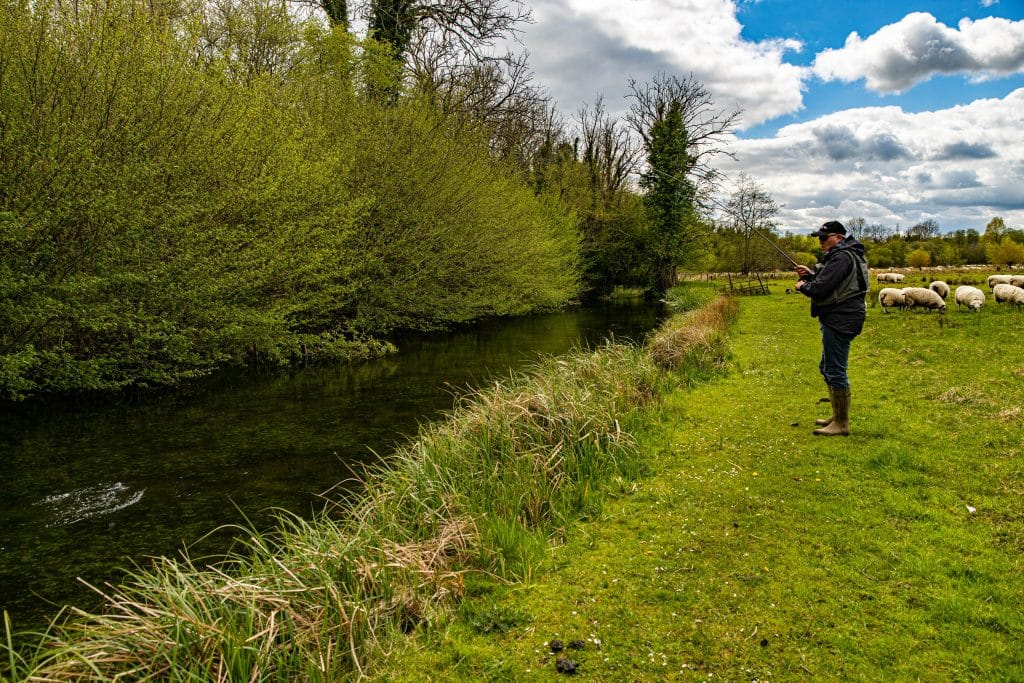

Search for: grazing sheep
xmin=876 ymin=272 xmax=905 ymax=283
xmin=954 ymin=285 xmax=985 ymax=311
xmin=987 ymin=274 xmax=1014 ymax=288
xmin=929 ymin=280 xmax=949 ymax=299
xmin=1010 ymin=275 xmax=1024 ymax=287
xmin=878 ymin=287 xmax=907 ymax=312
xmin=993 ymin=283 xmax=1024 ymax=306
xmin=902 ymin=287 xmax=947 ymax=312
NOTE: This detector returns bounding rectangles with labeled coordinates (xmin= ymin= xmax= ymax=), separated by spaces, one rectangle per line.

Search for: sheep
xmin=878 ymin=287 xmax=907 ymax=312
xmin=876 ymin=272 xmax=905 ymax=283
xmin=902 ymin=287 xmax=946 ymax=312
xmin=993 ymin=283 xmax=1024 ymax=306
xmin=1010 ymin=275 xmax=1024 ymax=287
xmin=987 ymin=274 xmax=1014 ymax=288
xmin=929 ymin=280 xmax=949 ymax=299
xmin=954 ymin=285 xmax=985 ymax=312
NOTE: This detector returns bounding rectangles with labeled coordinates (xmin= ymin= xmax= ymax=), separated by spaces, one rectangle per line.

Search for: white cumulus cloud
xmin=517 ymin=0 xmax=807 ymax=128
xmin=813 ymin=12 xmax=1024 ymax=93
xmin=720 ymin=89 xmax=1024 ymax=232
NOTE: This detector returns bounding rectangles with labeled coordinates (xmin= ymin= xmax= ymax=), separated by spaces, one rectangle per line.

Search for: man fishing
xmin=793 ymin=221 xmax=869 ymax=436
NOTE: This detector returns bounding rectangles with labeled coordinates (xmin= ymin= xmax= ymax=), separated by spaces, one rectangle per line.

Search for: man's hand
xmin=794 ymin=264 xmax=811 ymax=291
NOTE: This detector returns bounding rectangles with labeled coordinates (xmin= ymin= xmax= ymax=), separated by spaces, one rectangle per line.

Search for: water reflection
xmin=0 ymin=301 xmax=663 ymax=628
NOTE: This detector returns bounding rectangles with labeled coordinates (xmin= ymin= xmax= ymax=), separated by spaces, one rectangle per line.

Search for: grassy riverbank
xmin=3 ymin=287 xmax=734 ymax=680
xmin=372 ymin=288 xmax=1024 ymax=680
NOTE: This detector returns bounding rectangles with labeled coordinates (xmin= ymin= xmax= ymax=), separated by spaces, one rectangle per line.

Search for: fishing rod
xmin=750 ymin=227 xmax=802 ymax=269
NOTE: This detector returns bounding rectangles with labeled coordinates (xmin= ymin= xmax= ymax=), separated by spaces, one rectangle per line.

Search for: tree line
xmin=704 ymin=210 xmax=1024 ymax=274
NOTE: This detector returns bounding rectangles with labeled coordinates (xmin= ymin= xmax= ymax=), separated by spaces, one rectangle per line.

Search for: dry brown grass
xmin=647 ymin=295 xmax=738 ymax=370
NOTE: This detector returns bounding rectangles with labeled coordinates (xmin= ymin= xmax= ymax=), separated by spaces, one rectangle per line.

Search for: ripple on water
xmin=33 ymin=483 xmax=146 ymax=527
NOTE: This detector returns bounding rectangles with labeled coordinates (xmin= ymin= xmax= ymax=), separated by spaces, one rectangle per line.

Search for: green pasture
xmin=376 ymin=286 xmax=1024 ymax=681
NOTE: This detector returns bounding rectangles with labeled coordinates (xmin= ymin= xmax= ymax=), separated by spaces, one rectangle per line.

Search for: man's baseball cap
xmin=811 ymin=220 xmax=847 ymax=239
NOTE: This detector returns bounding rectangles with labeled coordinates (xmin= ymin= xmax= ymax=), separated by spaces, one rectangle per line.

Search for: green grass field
xmin=374 ymin=288 xmax=1024 ymax=681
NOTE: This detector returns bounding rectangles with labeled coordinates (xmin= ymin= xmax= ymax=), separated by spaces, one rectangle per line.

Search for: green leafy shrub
xmin=0 ymin=1 xmax=580 ymax=399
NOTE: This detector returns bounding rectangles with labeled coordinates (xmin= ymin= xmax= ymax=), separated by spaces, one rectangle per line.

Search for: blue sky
xmin=510 ymin=0 xmax=1024 ymax=233
xmin=737 ymin=0 xmax=1024 ymax=138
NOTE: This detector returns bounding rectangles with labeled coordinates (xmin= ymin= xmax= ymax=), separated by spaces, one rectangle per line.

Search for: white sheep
xmin=993 ymin=283 xmax=1024 ymax=306
xmin=876 ymin=272 xmax=905 ymax=283
xmin=902 ymin=287 xmax=947 ymax=312
xmin=954 ymin=285 xmax=985 ymax=312
xmin=1010 ymin=275 xmax=1024 ymax=287
xmin=877 ymin=287 xmax=907 ymax=312
xmin=929 ymin=280 xmax=949 ymax=299
xmin=987 ymin=274 xmax=1014 ymax=288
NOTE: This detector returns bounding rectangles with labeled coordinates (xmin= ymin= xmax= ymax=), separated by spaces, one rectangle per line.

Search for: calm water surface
xmin=0 ymin=302 xmax=663 ymax=629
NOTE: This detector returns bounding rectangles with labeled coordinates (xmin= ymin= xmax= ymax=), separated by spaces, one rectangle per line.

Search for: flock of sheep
xmin=876 ymin=273 xmax=1024 ymax=313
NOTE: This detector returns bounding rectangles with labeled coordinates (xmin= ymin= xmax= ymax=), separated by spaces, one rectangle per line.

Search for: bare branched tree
xmin=907 ymin=218 xmax=940 ymax=239
xmin=858 ymin=222 xmax=894 ymax=242
xmin=726 ymin=173 xmax=780 ymax=274
xmin=358 ymin=0 xmax=529 ymax=61
xmin=844 ymin=216 xmax=866 ymax=235
xmin=198 ymin=0 xmax=307 ymax=83
xmin=407 ymin=36 xmax=554 ymax=168
xmin=626 ymin=72 xmax=740 ymax=202
xmin=575 ymin=96 xmax=641 ymax=204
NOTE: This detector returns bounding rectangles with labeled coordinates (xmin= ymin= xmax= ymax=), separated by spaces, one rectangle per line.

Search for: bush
xmin=0 ymin=2 xmax=581 ymax=399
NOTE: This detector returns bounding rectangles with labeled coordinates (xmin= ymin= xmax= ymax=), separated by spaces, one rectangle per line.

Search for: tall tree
xmin=576 ymin=96 xmax=640 ymax=205
xmin=567 ymin=97 xmax=646 ymax=297
xmin=984 ymin=216 xmax=1007 ymax=243
xmin=366 ymin=0 xmax=528 ymax=64
xmin=858 ymin=222 xmax=893 ymax=242
xmin=368 ymin=0 xmax=416 ymax=59
xmin=627 ymin=73 xmax=739 ymax=294
xmin=907 ymin=218 xmax=940 ymax=239
xmin=987 ymin=236 xmax=1024 ymax=266
xmin=726 ymin=173 xmax=779 ymax=274
xmin=322 ymin=0 xmax=348 ymax=26
xmin=293 ymin=0 xmax=348 ymax=26
xmin=844 ymin=216 xmax=866 ymax=235
xmin=408 ymin=46 xmax=552 ymax=167
xmin=637 ymin=100 xmax=695 ymax=293
xmin=199 ymin=0 xmax=308 ymax=83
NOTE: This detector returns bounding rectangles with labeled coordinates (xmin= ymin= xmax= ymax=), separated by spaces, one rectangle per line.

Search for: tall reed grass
xmin=648 ymin=295 xmax=739 ymax=372
xmin=3 ymin=290 xmax=736 ymax=681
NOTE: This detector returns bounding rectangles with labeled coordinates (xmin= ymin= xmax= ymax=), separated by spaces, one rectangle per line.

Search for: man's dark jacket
xmin=797 ymin=236 xmax=869 ymax=336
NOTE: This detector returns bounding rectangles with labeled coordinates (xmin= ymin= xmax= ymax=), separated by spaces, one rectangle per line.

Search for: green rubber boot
xmin=815 ymin=387 xmax=835 ymax=427
xmin=814 ymin=388 xmax=850 ymax=436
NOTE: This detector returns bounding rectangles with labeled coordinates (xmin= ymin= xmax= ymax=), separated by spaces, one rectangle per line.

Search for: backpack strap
xmin=844 ymin=249 xmax=868 ymax=292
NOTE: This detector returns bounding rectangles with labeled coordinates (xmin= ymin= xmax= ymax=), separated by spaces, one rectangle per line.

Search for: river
xmin=0 ymin=301 xmax=664 ymax=630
